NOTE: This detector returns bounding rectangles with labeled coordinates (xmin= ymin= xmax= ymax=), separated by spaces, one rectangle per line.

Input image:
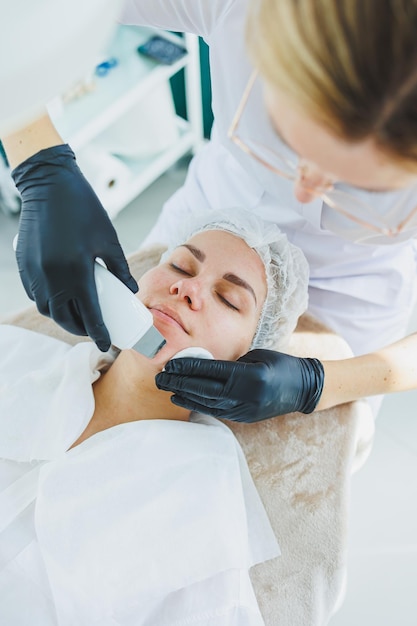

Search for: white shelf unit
xmin=50 ymin=26 xmax=204 ymax=219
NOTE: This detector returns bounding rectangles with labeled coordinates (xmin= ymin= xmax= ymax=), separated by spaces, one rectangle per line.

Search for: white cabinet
xmin=49 ymin=26 xmax=204 ymax=219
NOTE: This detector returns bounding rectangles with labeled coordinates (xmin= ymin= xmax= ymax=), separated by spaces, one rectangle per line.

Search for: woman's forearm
xmin=2 ymin=112 xmax=64 ymax=169
xmin=316 ymin=332 xmax=417 ymax=410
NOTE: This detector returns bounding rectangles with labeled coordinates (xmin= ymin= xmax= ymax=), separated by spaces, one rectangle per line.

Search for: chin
xmin=150 ymin=341 xmax=187 ymax=369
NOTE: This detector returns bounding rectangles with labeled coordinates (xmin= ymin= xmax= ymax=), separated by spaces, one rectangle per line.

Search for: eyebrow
xmin=223 ymin=272 xmax=257 ymax=305
xmin=181 ymin=243 xmax=206 ymax=262
xmin=180 ymin=244 xmax=257 ymax=305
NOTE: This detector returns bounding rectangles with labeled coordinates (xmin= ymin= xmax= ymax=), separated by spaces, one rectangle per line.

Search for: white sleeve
xmin=120 ymin=0 xmax=236 ymax=38
xmin=139 ymin=151 xmax=213 ymax=248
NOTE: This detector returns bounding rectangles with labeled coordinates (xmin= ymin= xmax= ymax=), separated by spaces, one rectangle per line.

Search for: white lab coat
xmin=120 ymin=0 xmax=417 ymax=363
xmin=0 ymin=326 xmax=279 ymax=625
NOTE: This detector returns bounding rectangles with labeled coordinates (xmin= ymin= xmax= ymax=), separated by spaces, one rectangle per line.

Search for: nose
xmin=170 ymin=277 xmax=203 ymax=310
xmin=294 ymin=160 xmax=330 ymax=203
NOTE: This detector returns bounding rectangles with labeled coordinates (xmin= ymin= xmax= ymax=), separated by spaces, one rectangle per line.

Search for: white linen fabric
xmin=0 ymin=326 xmax=279 ymax=625
xmin=120 ymin=0 xmax=417 ymax=367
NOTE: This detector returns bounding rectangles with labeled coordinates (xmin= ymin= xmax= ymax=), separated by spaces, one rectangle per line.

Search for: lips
xmin=150 ymin=305 xmax=189 ymax=334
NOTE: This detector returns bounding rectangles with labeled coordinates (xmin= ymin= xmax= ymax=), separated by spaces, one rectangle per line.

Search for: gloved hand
xmin=155 ymin=349 xmax=325 ymax=422
xmin=12 ymin=144 xmax=138 ymax=351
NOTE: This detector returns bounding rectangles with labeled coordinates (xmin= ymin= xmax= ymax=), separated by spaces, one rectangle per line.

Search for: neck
xmin=70 ymin=350 xmax=189 ymax=448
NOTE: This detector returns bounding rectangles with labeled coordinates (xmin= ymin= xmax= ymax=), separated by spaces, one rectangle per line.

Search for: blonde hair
xmin=247 ymin=0 xmax=417 ymax=167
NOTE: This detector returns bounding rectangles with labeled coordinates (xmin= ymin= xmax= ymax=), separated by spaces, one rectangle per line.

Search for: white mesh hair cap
xmin=160 ymin=208 xmax=309 ymax=351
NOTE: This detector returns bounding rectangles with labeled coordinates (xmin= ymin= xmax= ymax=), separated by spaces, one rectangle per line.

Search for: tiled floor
xmin=1 ymin=162 xmax=417 ymax=624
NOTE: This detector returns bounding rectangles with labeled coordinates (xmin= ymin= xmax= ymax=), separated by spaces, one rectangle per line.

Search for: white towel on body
xmin=0 ymin=326 xmax=279 ymax=625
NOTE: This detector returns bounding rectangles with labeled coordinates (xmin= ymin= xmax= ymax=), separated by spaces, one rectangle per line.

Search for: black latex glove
xmin=155 ymin=349 xmax=325 ymax=422
xmin=12 ymin=144 xmax=138 ymax=351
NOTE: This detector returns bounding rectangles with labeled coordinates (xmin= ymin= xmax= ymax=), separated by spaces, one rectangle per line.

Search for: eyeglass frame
xmin=227 ymin=70 xmax=417 ymax=238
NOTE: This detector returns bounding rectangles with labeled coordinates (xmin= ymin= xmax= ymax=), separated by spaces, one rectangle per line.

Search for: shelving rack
xmin=50 ymin=26 xmax=204 ymax=218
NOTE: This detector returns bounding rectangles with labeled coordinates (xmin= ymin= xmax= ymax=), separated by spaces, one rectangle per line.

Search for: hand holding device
xmin=11 ymin=144 xmax=138 ymax=351
xmin=155 ymin=349 xmax=325 ymax=421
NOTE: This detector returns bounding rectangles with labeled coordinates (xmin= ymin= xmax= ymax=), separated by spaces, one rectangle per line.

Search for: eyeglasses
xmin=228 ymin=70 xmax=417 ymax=239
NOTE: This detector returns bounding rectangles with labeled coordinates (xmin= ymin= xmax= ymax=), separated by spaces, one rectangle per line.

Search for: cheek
xmin=198 ymin=313 xmax=257 ymax=360
xmin=138 ymin=271 xmax=165 ymax=297
xmin=137 ymin=269 xmax=175 ymax=308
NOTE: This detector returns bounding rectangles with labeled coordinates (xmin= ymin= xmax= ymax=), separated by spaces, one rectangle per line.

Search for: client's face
xmin=137 ymin=230 xmax=267 ymax=367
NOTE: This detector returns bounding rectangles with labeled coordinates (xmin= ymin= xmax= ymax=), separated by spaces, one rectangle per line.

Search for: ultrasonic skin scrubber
xmin=12 ymin=234 xmax=166 ymax=357
xmin=94 ymin=261 xmax=166 ymax=357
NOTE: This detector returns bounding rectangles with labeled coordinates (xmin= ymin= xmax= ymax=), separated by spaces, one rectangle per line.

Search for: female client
xmin=0 ymin=209 xmax=308 ymax=625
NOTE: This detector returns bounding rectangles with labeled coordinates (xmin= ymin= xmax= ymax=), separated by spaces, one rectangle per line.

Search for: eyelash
xmin=169 ymin=263 xmax=240 ymax=312
xmin=170 ymin=263 xmax=190 ymax=275
xmin=218 ymin=294 xmax=239 ymax=311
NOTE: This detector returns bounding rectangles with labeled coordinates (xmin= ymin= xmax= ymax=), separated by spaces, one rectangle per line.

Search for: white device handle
xmin=94 ymin=262 xmax=153 ymax=350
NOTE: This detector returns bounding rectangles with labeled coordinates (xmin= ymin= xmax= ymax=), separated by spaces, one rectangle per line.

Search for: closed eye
xmin=217 ymin=293 xmax=239 ymax=311
xmin=170 ymin=263 xmax=191 ymax=276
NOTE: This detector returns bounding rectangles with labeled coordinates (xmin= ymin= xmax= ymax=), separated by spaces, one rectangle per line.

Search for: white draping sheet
xmin=0 ymin=326 xmax=280 ymax=625
xmin=0 ymin=326 xmax=113 ymax=462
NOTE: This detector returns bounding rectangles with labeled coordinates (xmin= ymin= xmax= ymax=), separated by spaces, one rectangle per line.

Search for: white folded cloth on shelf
xmin=76 ymin=146 xmax=132 ymax=220
xmin=0 ymin=326 xmax=280 ymax=625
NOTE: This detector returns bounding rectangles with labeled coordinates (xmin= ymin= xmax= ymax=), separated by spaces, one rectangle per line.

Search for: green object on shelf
xmin=170 ymin=37 xmax=213 ymax=139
